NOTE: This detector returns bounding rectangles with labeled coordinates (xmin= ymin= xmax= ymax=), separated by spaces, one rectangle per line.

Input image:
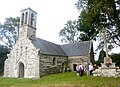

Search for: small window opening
xmin=31 ymin=13 xmax=34 ymax=27
xmin=21 ymin=13 xmax=24 ymax=25
xmin=25 ymin=12 xmax=28 ymax=24
xmin=53 ymin=57 xmax=56 ymax=66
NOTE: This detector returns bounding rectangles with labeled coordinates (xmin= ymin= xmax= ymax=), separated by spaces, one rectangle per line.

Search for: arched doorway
xmin=73 ymin=64 xmax=77 ymax=71
xmin=18 ymin=62 xmax=24 ymax=78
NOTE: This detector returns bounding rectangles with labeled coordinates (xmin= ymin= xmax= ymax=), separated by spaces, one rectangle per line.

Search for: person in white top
xmin=76 ymin=64 xmax=80 ymax=76
xmin=89 ymin=63 xmax=94 ymax=75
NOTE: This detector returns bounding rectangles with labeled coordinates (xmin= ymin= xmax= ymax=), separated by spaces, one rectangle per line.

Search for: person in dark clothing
xmin=79 ymin=64 xmax=84 ymax=77
xmin=85 ymin=62 xmax=90 ymax=76
xmin=93 ymin=64 xmax=98 ymax=71
xmin=81 ymin=65 xmax=84 ymax=77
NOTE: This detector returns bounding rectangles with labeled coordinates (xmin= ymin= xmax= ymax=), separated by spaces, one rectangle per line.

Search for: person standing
xmin=89 ymin=63 xmax=94 ymax=75
xmin=93 ymin=63 xmax=98 ymax=71
xmin=79 ymin=64 xmax=83 ymax=77
xmin=85 ymin=62 xmax=90 ymax=76
xmin=81 ymin=65 xmax=84 ymax=77
xmin=76 ymin=64 xmax=80 ymax=76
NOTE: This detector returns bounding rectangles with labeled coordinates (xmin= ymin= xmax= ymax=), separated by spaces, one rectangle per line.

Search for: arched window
xmin=53 ymin=57 xmax=56 ymax=66
xmin=31 ymin=13 xmax=34 ymax=27
xmin=21 ymin=13 xmax=24 ymax=25
xmin=25 ymin=12 xmax=28 ymax=24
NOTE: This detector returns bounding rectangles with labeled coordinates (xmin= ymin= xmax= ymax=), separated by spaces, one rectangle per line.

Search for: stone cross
xmin=103 ymin=29 xmax=112 ymax=65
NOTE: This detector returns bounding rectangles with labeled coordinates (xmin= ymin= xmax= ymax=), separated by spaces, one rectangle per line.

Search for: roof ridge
xmin=60 ymin=40 xmax=92 ymax=46
xmin=36 ymin=37 xmax=59 ymax=46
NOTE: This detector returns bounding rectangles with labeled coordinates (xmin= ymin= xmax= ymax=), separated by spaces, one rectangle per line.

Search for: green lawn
xmin=0 ymin=72 xmax=120 ymax=87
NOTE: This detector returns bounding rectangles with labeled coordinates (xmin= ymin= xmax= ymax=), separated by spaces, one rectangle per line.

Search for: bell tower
xmin=19 ymin=8 xmax=37 ymax=40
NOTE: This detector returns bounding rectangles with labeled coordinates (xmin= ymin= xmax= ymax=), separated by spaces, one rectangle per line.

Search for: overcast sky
xmin=0 ymin=0 xmax=79 ymax=44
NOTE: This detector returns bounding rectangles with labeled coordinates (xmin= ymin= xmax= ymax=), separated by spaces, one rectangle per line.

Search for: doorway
xmin=73 ymin=64 xmax=77 ymax=71
xmin=18 ymin=62 xmax=24 ymax=78
xmin=62 ymin=63 xmax=65 ymax=72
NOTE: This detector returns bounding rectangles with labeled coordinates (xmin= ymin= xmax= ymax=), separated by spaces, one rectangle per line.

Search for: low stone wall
xmin=93 ymin=63 xmax=120 ymax=77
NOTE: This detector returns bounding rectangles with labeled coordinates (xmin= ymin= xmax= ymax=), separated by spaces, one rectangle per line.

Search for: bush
xmin=110 ymin=53 xmax=120 ymax=68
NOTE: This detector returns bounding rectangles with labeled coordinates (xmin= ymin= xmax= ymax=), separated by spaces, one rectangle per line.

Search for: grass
xmin=0 ymin=72 xmax=120 ymax=87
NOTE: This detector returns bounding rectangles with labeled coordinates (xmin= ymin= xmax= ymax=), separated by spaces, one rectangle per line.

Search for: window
xmin=21 ymin=13 xmax=24 ymax=25
xmin=53 ymin=57 xmax=56 ymax=66
xmin=25 ymin=12 xmax=28 ymax=24
xmin=31 ymin=13 xmax=34 ymax=27
xmin=20 ymin=46 xmax=22 ymax=55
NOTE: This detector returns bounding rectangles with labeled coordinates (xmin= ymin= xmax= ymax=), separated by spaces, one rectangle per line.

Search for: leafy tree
xmin=0 ymin=17 xmax=19 ymax=75
xmin=59 ymin=19 xmax=94 ymax=43
xmin=94 ymin=49 xmax=106 ymax=66
xmin=98 ymin=49 xmax=106 ymax=63
xmin=110 ymin=53 xmax=120 ymax=67
xmin=0 ymin=45 xmax=9 ymax=75
xmin=59 ymin=20 xmax=79 ymax=43
xmin=77 ymin=11 xmax=97 ymax=41
xmin=75 ymin=0 xmax=120 ymax=50
xmin=0 ymin=17 xmax=20 ymax=49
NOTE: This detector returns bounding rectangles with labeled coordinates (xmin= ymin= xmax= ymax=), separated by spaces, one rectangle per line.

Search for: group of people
xmin=76 ymin=62 xmax=98 ymax=76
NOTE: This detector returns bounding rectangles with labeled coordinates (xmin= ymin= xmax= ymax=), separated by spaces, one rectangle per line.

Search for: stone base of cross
xmin=104 ymin=57 xmax=112 ymax=67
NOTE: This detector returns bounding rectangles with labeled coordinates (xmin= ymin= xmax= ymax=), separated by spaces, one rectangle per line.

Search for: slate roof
xmin=60 ymin=41 xmax=92 ymax=56
xmin=32 ymin=38 xmax=67 ymax=56
xmin=32 ymin=38 xmax=92 ymax=56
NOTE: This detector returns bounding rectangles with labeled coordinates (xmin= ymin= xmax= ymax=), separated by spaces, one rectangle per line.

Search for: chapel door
xmin=19 ymin=62 xmax=24 ymax=78
xmin=73 ymin=64 xmax=77 ymax=71
xmin=62 ymin=63 xmax=65 ymax=72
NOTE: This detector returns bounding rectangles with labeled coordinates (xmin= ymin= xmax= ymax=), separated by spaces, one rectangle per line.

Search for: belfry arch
xmin=25 ymin=11 xmax=28 ymax=24
xmin=31 ymin=13 xmax=34 ymax=27
xmin=18 ymin=62 xmax=24 ymax=78
xmin=21 ymin=13 xmax=24 ymax=25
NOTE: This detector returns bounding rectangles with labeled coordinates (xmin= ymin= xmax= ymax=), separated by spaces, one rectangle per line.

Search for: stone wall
xmin=39 ymin=54 xmax=67 ymax=77
xmin=4 ymin=38 xmax=40 ymax=78
xmin=68 ymin=55 xmax=90 ymax=71
xmin=93 ymin=63 xmax=120 ymax=77
xmin=4 ymin=59 xmax=10 ymax=77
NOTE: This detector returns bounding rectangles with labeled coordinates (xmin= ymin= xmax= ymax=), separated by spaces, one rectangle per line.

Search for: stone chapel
xmin=4 ymin=8 xmax=94 ymax=78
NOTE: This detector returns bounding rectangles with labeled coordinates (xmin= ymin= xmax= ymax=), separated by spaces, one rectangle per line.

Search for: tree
xmin=59 ymin=20 xmax=79 ymax=43
xmin=59 ymin=19 xmax=94 ymax=43
xmin=76 ymin=0 xmax=120 ymax=50
xmin=98 ymin=49 xmax=106 ymax=63
xmin=77 ymin=11 xmax=97 ymax=41
xmin=0 ymin=45 xmax=9 ymax=75
xmin=110 ymin=53 xmax=120 ymax=67
xmin=0 ymin=17 xmax=20 ymax=49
